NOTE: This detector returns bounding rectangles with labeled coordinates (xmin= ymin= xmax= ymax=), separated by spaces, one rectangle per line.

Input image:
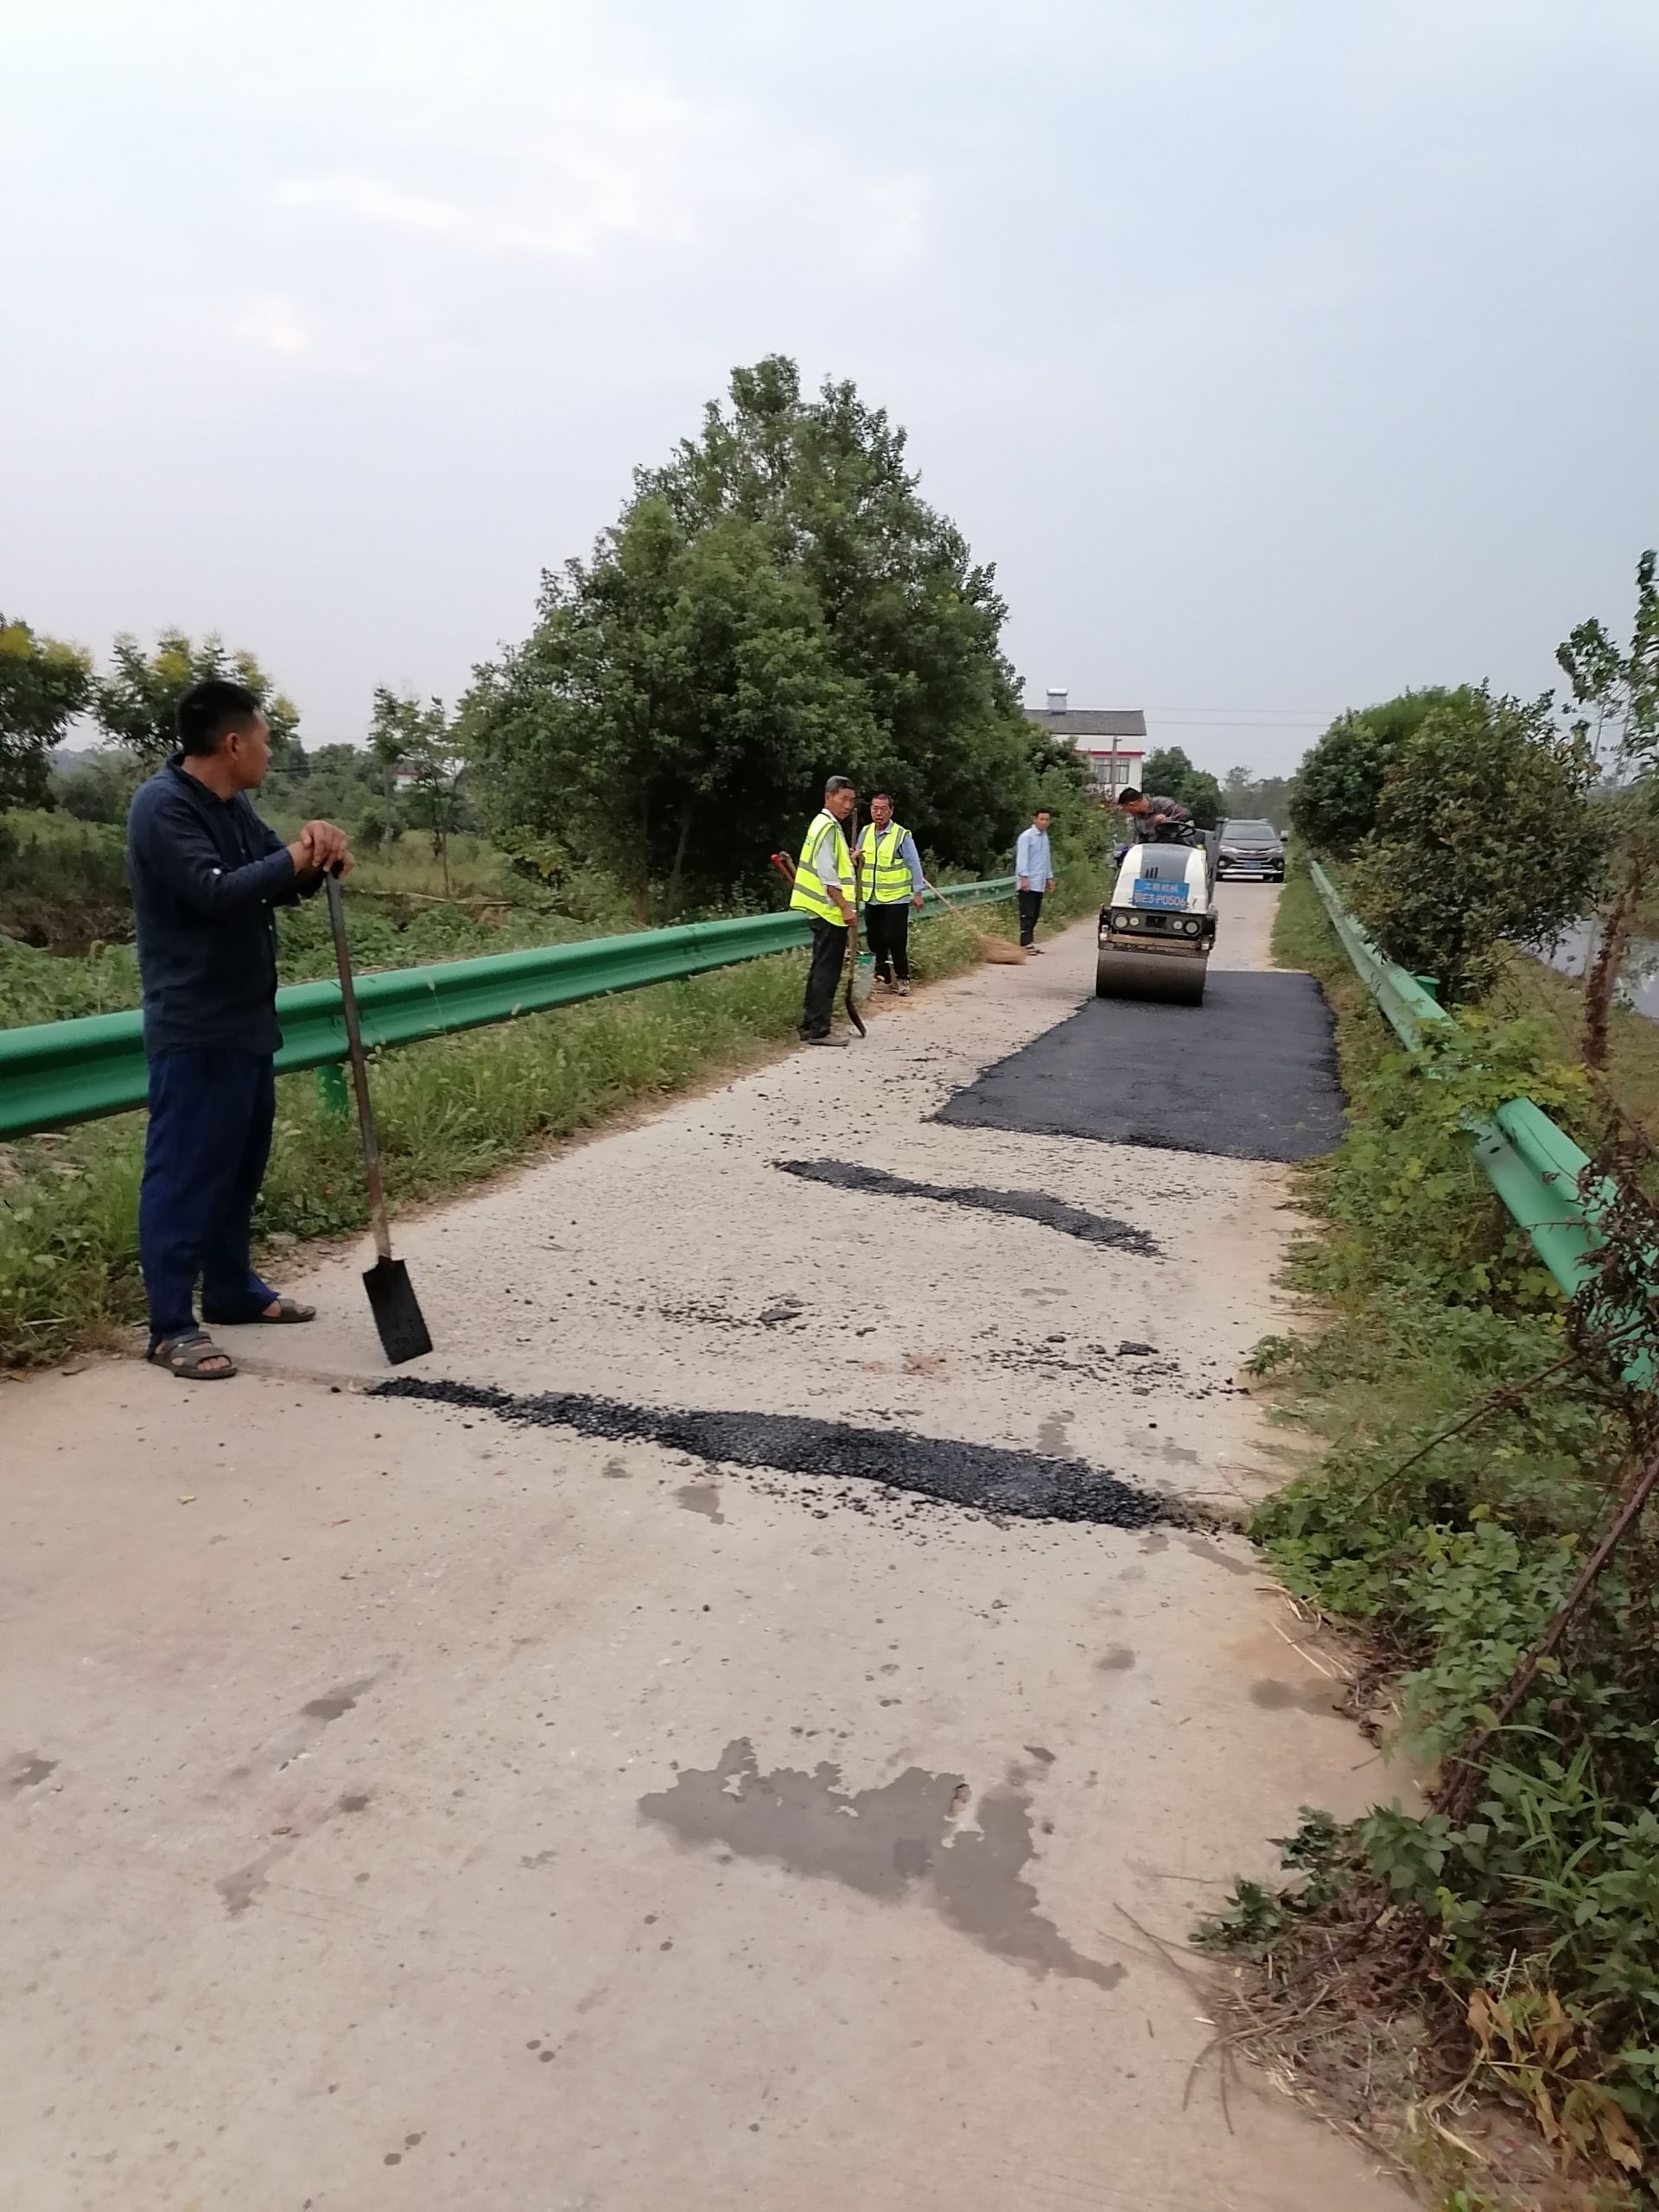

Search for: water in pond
xmin=1541 ymin=922 xmax=1659 ymax=1020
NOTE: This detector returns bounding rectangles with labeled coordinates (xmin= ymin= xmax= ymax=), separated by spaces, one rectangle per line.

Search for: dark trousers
xmin=1018 ymin=888 xmax=1045 ymax=945
xmin=864 ymin=901 xmax=911 ymax=982
xmin=800 ymin=918 xmax=848 ymax=1038
xmin=139 ymin=1047 xmax=278 ymax=1347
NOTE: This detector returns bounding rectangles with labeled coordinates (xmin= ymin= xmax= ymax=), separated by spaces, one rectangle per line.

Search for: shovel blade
xmin=364 ymin=1256 xmax=433 ymax=1365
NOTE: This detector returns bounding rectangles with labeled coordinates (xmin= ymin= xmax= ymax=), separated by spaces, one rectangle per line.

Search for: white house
xmin=1023 ymin=690 xmax=1147 ymax=798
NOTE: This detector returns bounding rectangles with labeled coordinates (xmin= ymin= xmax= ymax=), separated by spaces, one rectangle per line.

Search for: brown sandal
xmin=148 ymin=1332 xmax=237 ymax=1381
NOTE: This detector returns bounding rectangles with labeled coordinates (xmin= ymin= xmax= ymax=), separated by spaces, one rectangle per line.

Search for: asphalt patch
xmin=372 ymin=1377 xmax=1180 ymax=1529
xmin=935 ymin=969 xmax=1344 ymax=1163
xmin=772 ymin=1159 xmax=1158 ymax=1254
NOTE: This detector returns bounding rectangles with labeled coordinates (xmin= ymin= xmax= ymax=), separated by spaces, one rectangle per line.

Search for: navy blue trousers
xmin=139 ymin=1048 xmax=278 ymax=1347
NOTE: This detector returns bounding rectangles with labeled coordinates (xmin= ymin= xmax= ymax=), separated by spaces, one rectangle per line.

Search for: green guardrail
xmin=1307 ymin=861 xmax=1628 ymax=1330
xmin=0 ymin=878 xmax=1016 ymax=1141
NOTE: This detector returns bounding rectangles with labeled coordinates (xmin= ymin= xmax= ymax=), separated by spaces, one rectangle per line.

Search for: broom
xmin=920 ymin=882 xmax=1027 ymax=964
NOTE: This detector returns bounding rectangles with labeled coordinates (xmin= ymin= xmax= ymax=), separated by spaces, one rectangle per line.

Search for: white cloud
xmin=232 ymin=295 xmax=313 ymax=357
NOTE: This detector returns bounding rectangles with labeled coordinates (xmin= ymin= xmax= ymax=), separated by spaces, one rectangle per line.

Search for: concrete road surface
xmin=3 ymin=884 xmax=1409 ymax=2211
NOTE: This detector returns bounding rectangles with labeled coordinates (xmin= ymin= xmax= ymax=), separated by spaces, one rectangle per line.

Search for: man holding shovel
xmin=789 ymin=775 xmax=859 ymax=1046
xmin=126 ymin=678 xmax=353 ymax=1379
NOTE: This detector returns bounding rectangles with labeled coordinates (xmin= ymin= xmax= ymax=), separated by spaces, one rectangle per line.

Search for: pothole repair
xmin=772 ymin=1159 xmax=1159 ymax=1254
xmin=372 ymin=1378 xmax=1185 ymax=1528
xmin=638 ymin=1738 xmax=1125 ymax=1991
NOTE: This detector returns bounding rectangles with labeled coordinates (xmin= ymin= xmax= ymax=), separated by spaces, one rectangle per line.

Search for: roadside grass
xmin=0 ymin=871 xmax=1097 ymax=1370
xmin=1210 ymin=861 xmax=1657 ymax=2208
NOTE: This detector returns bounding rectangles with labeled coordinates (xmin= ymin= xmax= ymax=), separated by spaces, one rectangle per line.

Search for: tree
xmin=1221 ymin=765 xmax=1293 ymax=828
xmin=1555 ymin=549 xmax=1658 ymax=782
xmin=52 ymin=750 xmax=139 ymax=825
xmin=94 ymin=630 xmax=301 ymax=770
xmin=0 ymin=616 xmax=92 ymax=812
xmin=465 ymin=357 xmax=1037 ymax=914
xmin=370 ymin=690 xmax=464 ymax=891
xmin=1289 ymin=690 xmax=1452 ymax=855
xmin=1140 ymin=745 xmax=1223 ymax=828
xmin=1554 ymin=550 xmax=1659 ymax=1065
xmin=1347 ymin=690 xmax=1604 ymax=1005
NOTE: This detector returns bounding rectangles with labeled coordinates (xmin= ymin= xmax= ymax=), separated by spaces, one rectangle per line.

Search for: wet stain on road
xmin=639 ymin=1738 xmax=1124 ymax=1992
xmin=3 ymin=1752 xmax=58 ymax=1796
xmin=1179 ymin=1535 xmax=1257 ymax=1578
xmin=676 ymin=1478 xmax=725 ymax=1523
xmin=374 ymin=1378 xmax=1183 ymax=1529
xmin=302 ymin=1676 xmax=376 ymax=1723
xmin=774 ymin=1159 xmax=1159 ymax=1253
xmin=1096 ymin=1646 xmax=1137 ymax=1673
xmin=1251 ymin=1678 xmax=1340 ymax=1716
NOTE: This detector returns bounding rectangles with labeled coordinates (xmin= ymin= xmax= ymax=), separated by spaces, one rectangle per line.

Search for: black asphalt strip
xmin=372 ymin=1378 xmax=1182 ymax=1529
xmin=772 ymin=1159 xmax=1159 ymax=1254
xmin=936 ymin=969 xmax=1344 ymax=1163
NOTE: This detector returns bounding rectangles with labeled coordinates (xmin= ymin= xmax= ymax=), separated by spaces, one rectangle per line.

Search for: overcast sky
xmin=4 ymin=0 xmax=1656 ymax=778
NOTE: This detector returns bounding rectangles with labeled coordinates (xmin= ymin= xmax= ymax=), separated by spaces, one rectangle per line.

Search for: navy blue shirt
xmin=126 ymin=755 xmax=316 ymax=1059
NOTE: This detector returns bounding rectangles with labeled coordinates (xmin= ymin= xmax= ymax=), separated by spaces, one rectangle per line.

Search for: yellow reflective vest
xmin=790 ymin=810 xmax=853 ymax=927
xmin=857 ymin=821 xmax=915 ymax=905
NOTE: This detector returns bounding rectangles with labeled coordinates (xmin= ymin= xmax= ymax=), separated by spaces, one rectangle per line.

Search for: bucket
xmin=853 ymin=953 xmax=875 ymax=1005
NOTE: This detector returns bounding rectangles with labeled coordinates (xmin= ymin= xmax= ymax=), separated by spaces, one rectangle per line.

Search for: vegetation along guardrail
xmin=1306 ymin=859 xmax=1640 ymax=1339
xmin=0 ymin=877 xmax=1016 ymax=1140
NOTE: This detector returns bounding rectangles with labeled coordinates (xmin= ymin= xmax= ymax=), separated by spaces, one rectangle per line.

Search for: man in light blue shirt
xmin=1015 ymin=808 xmax=1054 ymax=951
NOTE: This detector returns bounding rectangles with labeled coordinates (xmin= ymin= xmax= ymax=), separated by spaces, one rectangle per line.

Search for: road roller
xmin=1096 ymin=833 xmax=1217 ymax=1005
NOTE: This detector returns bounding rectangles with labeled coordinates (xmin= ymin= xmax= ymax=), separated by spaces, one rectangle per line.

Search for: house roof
xmin=1024 ymin=708 xmax=1147 ymax=741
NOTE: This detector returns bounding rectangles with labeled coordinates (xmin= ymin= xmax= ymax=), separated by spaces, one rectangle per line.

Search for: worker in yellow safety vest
xmin=856 ymin=793 xmax=925 ymax=996
xmin=790 ymin=775 xmax=858 ymax=1046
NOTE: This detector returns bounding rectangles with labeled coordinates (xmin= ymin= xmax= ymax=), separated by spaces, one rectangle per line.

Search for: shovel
xmin=325 ymin=871 xmax=433 ymax=1364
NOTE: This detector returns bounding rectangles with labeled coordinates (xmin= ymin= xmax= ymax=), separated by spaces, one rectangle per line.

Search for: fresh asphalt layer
xmin=936 ymin=969 xmax=1345 ymax=1163
xmin=3 ymin=887 xmax=1409 ymax=2212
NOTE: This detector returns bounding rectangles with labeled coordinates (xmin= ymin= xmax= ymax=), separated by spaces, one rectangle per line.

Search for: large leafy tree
xmin=1288 ymin=690 xmax=1452 ymax=855
xmin=465 ymin=357 xmax=1036 ymax=913
xmin=0 ymin=616 xmax=93 ymax=812
xmin=1348 ymin=689 xmax=1604 ymax=1005
xmin=95 ymin=630 xmax=302 ymax=771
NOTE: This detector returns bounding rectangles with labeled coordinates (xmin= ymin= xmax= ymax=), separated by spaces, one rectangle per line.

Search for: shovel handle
xmin=325 ymin=872 xmax=394 ymax=1265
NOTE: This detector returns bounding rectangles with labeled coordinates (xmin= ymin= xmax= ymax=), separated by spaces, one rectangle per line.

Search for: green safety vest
xmin=790 ymin=810 xmax=853 ymax=927
xmin=858 ymin=821 xmax=914 ymax=904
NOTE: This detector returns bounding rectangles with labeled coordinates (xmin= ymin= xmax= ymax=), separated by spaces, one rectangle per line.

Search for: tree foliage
xmin=1555 ymin=548 xmax=1658 ymax=782
xmin=0 ymin=616 xmax=93 ymax=812
xmin=371 ymin=690 xmax=465 ymax=891
xmin=1289 ymin=690 xmax=1452 ymax=855
xmin=464 ymin=357 xmax=1037 ymax=915
xmin=1221 ymin=765 xmax=1292 ymax=828
xmin=1347 ymin=689 xmax=1605 ymax=1004
xmin=1140 ymin=744 xmax=1224 ymax=829
xmin=94 ymin=630 xmax=302 ymax=771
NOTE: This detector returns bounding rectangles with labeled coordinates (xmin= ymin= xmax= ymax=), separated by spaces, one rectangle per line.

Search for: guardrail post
xmin=315 ymin=1063 xmax=351 ymax=1118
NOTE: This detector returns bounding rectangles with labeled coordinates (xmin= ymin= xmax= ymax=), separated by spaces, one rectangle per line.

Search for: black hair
xmin=177 ymin=678 xmax=262 ymax=758
xmin=870 ymin=791 xmax=893 ymax=805
xmin=823 ymin=774 xmax=855 ymax=797
xmin=1115 ymin=785 xmax=1142 ymax=804
xmin=1033 ymin=804 xmax=1052 ymax=817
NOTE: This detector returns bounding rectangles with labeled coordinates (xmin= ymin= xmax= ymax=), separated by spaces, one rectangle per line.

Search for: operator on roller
xmin=855 ymin=793 xmax=925 ymax=996
xmin=790 ymin=774 xmax=859 ymax=1047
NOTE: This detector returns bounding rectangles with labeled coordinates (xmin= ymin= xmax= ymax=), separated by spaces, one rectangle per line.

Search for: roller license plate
xmin=1132 ymin=877 xmax=1189 ymax=911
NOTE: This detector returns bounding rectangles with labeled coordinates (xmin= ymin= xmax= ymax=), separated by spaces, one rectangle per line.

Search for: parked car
xmin=1215 ymin=819 xmax=1285 ymax=880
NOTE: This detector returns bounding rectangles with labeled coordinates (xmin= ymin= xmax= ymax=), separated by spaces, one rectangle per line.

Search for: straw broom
xmin=920 ymin=883 xmax=1027 ymax=964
